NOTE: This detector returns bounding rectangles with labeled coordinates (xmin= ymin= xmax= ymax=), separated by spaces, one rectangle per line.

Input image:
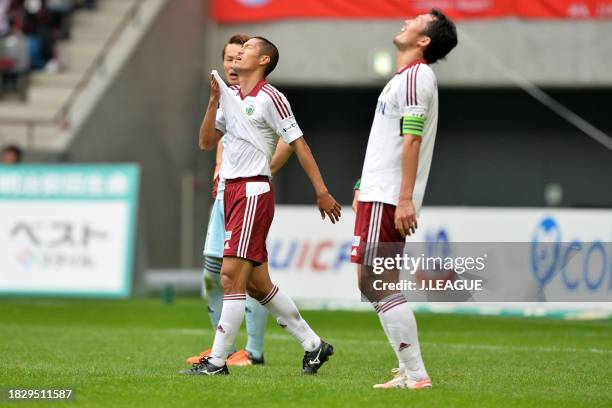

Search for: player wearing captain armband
xmin=351 ymin=9 xmax=458 ymax=390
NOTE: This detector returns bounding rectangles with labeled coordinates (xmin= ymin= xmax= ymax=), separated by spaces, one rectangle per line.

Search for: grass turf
xmin=0 ymin=298 xmax=610 ymax=407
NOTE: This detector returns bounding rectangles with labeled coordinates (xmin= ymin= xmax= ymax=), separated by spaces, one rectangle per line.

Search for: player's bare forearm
xmin=270 ymin=140 xmax=293 ymax=175
xmin=291 ymin=137 xmax=341 ymax=223
xmin=398 ymin=135 xmax=421 ymax=204
xmin=199 ymin=76 xmax=222 ymax=151
xmin=199 ymin=98 xmax=222 ymax=151
xmin=396 ymin=134 xmax=421 ymax=236
xmin=291 ymin=137 xmax=328 ymax=195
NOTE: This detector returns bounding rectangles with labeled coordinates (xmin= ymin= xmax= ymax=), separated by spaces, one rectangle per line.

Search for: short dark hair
xmin=222 ymin=34 xmax=251 ymax=59
xmin=422 ymin=9 xmax=458 ymax=64
xmin=2 ymin=145 xmax=23 ymax=162
xmin=252 ymin=36 xmax=279 ymax=77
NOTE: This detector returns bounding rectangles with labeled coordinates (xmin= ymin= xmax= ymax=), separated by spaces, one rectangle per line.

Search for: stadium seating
xmin=0 ymin=0 xmax=137 ymax=148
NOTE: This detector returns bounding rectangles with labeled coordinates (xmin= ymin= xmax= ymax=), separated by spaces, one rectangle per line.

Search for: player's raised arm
xmin=199 ymin=76 xmax=224 ymax=151
xmin=291 ymin=137 xmax=341 ymax=223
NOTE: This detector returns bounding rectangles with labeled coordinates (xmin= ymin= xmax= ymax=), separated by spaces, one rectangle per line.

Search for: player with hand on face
xmin=351 ymin=9 xmax=457 ymax=389
xmin=182 ymin=36 xmax=340 ymax=376
xmin=185 ymin=34 xmax=294 ymax=368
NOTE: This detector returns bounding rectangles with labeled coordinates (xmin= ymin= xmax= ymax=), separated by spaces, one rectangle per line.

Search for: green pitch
xmin=0 ymin=299 xmax=610 ymax=407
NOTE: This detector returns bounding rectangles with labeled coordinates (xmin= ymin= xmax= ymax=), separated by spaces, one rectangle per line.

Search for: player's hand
xmin=317 ymin=191 xmax=341 ymax=224
xmin=209 ymin=75 xmax=220 ymax=101
xmin=395 ymin=199 xmax=417 ymax=237
xmin=352 ymin=189 xmax=360 ymax=213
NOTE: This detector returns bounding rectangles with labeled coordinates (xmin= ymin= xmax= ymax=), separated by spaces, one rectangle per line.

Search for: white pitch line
xmin=166 ymin=328 xmax=611 ymax=355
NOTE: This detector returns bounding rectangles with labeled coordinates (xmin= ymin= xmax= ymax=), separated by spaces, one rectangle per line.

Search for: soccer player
xmin=182 ymin=36 xmax=341 ymax=376
xmin=351 ymin=10 xmax=457 ymax=389
xmin=186 ymin=34 xmax=294 ymax=367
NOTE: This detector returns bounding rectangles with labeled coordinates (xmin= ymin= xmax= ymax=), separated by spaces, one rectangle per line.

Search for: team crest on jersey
xmin=246 ymin=104 xmax=255 ymax=116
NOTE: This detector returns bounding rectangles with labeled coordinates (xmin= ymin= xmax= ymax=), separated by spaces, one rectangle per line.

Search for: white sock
xmin=260 ymin=285 xmax=321 ymax=352
xmin=375 ymin=293 xmax=428 ymax=380
xmin=209 ymin=293 xmax=246 ymax=366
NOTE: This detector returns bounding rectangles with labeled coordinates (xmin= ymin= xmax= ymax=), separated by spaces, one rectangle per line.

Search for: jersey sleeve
xmin=215 ymin=106 xmax=226 ymax=134
xmin=398 ymin=65 xmax=436 ymax=137
xmin=262 ymin=87 xmax=303 ymax=144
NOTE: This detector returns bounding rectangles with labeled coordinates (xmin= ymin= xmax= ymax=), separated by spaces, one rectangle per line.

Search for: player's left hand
xmin=395 ymin=200 xmax=417 ymax=237
xmin=317 ymin=191 xmax=342 ymax=224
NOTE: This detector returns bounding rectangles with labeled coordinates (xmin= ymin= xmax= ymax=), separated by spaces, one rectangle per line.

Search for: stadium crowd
xmin=0 ymin=0 xmax=96 ymax=96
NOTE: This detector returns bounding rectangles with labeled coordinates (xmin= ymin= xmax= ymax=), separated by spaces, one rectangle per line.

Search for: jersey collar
xmin=396 ymin=58 xmax=427 ymax=75
xmin=239 ymin=79 xmax=267 ymax=100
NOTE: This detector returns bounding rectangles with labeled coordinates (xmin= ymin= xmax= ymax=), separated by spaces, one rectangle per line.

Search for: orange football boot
xmin=185 ymin=349 xmax=212 ymax=365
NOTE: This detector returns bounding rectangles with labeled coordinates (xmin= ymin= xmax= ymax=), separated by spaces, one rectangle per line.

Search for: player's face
xmin=223 ymin=43 xmax=242 ymax=85
xmin=2 ymin=151 xmax=18 ymax=164
xmin=393 ymin=13 xmax=434 ymax=50
xmin=233 ymin=38 xmax=266 ymax=73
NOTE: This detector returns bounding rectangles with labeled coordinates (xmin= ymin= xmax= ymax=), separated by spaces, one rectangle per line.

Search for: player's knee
xmin=246 ymin=281 xmax=265 ymax=300
xmin=219 ymin=272 xmax=236 ymax=292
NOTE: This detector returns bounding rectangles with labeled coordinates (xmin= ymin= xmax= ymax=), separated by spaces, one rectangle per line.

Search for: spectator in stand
xmin=0 ymin=0 xmax=11 ymax=36
xmin=1 ymin=145 xmax=23 ymax=164
xmin=47 ymin=0 xmax=73 ymax=39
xmin=21 ymin=0 xmax=55 ymax=70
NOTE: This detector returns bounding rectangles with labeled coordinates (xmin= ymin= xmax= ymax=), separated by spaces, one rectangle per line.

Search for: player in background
xmin=186 ymin=34 xmax=294 ymax=367
xmin=182 ymin=36 xmax=340 ymax=376
xmin=351 ymin=10 xmax=457 ymax=389
xmin=1 ymin=145 xmax=23 ymax=164
xmin=352 ymin=179 xmax=360 ymax=212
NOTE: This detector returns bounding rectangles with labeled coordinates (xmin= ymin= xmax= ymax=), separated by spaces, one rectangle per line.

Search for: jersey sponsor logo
xmin=376 ymin=100 xmax=387 ymax=115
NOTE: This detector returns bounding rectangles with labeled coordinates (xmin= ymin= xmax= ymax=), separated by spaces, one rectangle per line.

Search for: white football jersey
xmin=215 ymin=77 xmax=303 ymax=180
xmin=359 ymin=60 xmax=439 ymax=212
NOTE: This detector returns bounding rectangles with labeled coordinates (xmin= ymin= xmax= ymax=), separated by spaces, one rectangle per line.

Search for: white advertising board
xmin=267 ymin=205 xmax=612 ymax=314
xmin=0 ymin=164 xmax=140 ymax=297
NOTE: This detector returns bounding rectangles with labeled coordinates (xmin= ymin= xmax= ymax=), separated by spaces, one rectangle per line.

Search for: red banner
xmin=211 ymin=0 xmax=612 ymax=22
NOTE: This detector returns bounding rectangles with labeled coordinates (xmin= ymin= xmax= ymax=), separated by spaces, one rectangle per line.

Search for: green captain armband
xmin=400 ymin=115 xmax=425 ymax=136
xmin=353 ymin=179 xmax=361 ymax=190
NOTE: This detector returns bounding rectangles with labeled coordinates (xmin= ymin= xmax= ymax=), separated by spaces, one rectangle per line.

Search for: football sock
xmin=374 ymin=293 xmax=428 ymax=380
xmin=260 ymin=285 xmax=321 ymax=352
xmin=245 ymin=295 xmax=268 ymax=359
xmin=203 ymin=256 xmax=223 ymax=329
xmin=209 ymin=293 xmax=246 ymax=366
